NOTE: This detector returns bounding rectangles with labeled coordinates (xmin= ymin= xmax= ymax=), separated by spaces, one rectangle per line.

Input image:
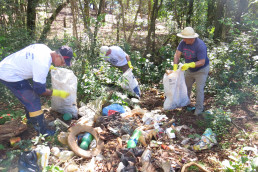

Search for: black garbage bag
xmin=18 ymin=150 xmax=40 ymax=172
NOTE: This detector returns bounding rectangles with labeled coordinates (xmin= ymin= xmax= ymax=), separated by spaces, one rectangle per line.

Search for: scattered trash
xmin=186 ymin=106 xmax=196 ymax=111
xmin=120 ymin=68 xmax=141 ymax=98
xmin=121 ymin=134 xmax=131 ymax=142
xmin=166 ymin=128 xmax=176 ymax=139
xmin=58 ymin=132 xmax=69 ymax=145
xmin=141 ymin=148 xmax=156 ymax=172
xmin=54 ymin=118 xmax=69 ymax=131
xmin=161 ymin=144 xmax=175 ymax=152
xmin=66 ymin=164 xmax=79 ymax=172
xmin=67 ymin=124 xmax=104 ymax=158
xmin=18 ymin=150 xmax=40 ymax=172
xmin=149 ymin=140 xmax=162 ymax=148
xmin=192 ymin=128 xmax=217 ymax=151
xmin=10 ymin=137 xmax=21 ymax=147
xmin=127 ymin=129 xmax=142 ymax=148
xmin=79 ymin=132 xmax=94 ymax=150
xmin=59 ymin=150 xmax=74 ymax=162
xmin=63 ymin=112 xmax=72 ymax=121
xmin=35 ymin=145 xmax=50 ymax=169
xmin=102 ymin=104 xmax=125 ymax=116
xmin=51 ymin=147 xmax=60 ymax=157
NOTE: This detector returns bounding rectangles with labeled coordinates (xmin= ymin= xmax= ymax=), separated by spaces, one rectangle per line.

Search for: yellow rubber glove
xmin=173 ymin=64 xmax=178 ymax=71
xmin=128 ymin=61 xmax=133 ymax=70
xmin=181 ymin=62 xmax=196 ymax=71
xmin=49 ymin=65 xmax=56 ymax=70
xmin=52 ymin=89 xmax=70 ymax=98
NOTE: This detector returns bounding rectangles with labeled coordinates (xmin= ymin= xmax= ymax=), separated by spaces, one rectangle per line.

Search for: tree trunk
xmin=235 ymin=0 xmax=248 ymax=26
xmin=127 ymin=0 xmax=142 ymax=43
xmin=213 ymin=0 xmax=226 ymax=42
xmin=206 ymin=0 xmax=215 ymax=30
xmin=145 ymin=0 xmax=163 ymax=58
xmin=84 ymin=0 xmax=90 ymax=25
xmin=118 ymin=0 xmax=126 ymax=41
xmin=27 ymin=0 xmax=40 ymax=38
xmin=173 ymin=0 xmax=182 ymax=29
xmin=0 ymin=118 xmax=27 ymax=142
xmin=91 ymin=0 xmax=104 ymax=57
xmin=70 ymin=0 xmax=79 ymax=41
xmin=38 ymin=0 xmax=69 ymax=42
xmin=116 ymin=14 xmax=121 ymax=42
xmin=186 ymin=0 xmax=194 ymax=26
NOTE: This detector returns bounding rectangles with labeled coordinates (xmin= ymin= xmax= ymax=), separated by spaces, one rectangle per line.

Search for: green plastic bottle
xmin=79 ymin=133 xmax=93 ymax=150
xmin=63 ymin=113 xmax=72 ymax=121
xmin=127 ymin=129 xmax=141 ymax=148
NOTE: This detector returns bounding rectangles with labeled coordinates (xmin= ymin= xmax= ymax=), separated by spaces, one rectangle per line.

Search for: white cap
xmin=100 ymin=46 xmax=109 ymax=57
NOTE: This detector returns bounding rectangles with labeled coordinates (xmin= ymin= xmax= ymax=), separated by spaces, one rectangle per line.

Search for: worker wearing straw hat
xmin=173 ymin=27 xmax=210 ymax=116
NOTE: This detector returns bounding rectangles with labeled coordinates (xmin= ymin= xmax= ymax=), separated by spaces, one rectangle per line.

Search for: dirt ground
xmin=0 ymin=88 xmax=257 ymax=171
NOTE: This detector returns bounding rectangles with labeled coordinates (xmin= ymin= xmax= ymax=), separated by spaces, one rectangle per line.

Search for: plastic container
xmin=35 ymin=145 xmax=50 ymax=168
xmin=127 ymin=129 xmax=141 ymax=148
xmin=166 ymin=128 xmax=176 ymax=139
xmin=141 ymin=148 xmax=152 ymax=162
xmin=58 ymin=132 xmax=69 ymax=145
xmin=161 ymin=144 xmax=174 ymax=151
xmin=63 ymin=112 xmax=72 ymax=121
xmin=79 ymin=132 xmax=93 ymax=150
xmin=59 ymin=150 xmax=74 ymax=162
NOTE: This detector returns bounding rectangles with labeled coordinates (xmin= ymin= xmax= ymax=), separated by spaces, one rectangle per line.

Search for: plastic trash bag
xmin=163 ymin=66 xmax=190 ymax=110
xmin=192 ymin=128 xmax=217 ymax=151
xmin=51 ymin=67 xmax=78 ymax=118
xmin=102 ymin=104 xmax=125 ymax=116
xmin=18 ymin=150 xmax=40 ymax=172
xmin=120 ymin=69 xmax=141 ymax=98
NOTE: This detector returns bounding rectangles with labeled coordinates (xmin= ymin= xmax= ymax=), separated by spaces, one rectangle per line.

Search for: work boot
xmin=194 ymin=109 xmax=203 ymax=116
xmin=31 ymin=114 xmax=55 ymax=136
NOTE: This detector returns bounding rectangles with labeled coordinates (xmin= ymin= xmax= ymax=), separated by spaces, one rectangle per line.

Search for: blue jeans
xmin=0 ymin=79 xmax=42 ymax=117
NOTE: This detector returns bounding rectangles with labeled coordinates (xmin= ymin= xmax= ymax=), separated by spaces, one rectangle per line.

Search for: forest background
xmin=0 ymin=0 xmax=257 ymax=171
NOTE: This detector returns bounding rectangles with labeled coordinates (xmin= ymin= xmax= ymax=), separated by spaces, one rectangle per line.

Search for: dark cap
xmin=59 ymin=46 xmax=73 ymax=66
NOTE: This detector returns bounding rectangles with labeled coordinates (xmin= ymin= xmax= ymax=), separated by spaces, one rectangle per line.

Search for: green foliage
xmin=223 ymin=149 xmax=258 ymax=172
xmin=207 ymin=32 xmax=257 ymax=107
xmin=198 ymin=108 xmax=231 ymax=139
xmin=188 ymin=133 xmax=201 ymax=139
xmin=0 ymin=150 xmax=22 ymax=172
xmin=32 ymin=133 xmax=48 ymax=145
xmin=43 ymin=165 xmax=64 ymax=172
xmin=0 ymin=110 xmax=25 ymax=124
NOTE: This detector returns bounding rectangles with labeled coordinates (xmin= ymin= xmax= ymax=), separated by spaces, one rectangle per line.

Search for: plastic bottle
xmin=80 ymin=132 xmax=93 ymax=150
xmin=63 ymin=112 xmax=72 ymax=121
xmin=127 ymin=129 xmax=141 ymax=148
xmin=161 ymin=144 xmax=174 ymax=151
xmin=59 ymin=150 xmax=74 ymax=162
xmin=35 ymin=145 xmax=50 ymax=168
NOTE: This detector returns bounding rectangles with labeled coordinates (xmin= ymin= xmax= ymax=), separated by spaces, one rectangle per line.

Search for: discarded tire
xmin=67 ymin=124 xmax=104 ymax=158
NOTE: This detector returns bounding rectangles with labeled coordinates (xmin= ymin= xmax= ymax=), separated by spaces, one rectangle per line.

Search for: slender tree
xmin=27 ymin=0 xmax=40 ymax=38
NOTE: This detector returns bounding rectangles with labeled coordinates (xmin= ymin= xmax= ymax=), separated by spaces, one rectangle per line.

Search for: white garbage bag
xmin=120 ymin=68 xmax=141 ymax=98
xmin=51 ymin=68 xmax=78 ymax=118
xmin=163 ymin=66 xmax=190 ymax=110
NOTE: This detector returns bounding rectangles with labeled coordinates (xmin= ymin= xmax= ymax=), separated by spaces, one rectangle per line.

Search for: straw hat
xmin=177 ymin=27 xmax=199 ymax=38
